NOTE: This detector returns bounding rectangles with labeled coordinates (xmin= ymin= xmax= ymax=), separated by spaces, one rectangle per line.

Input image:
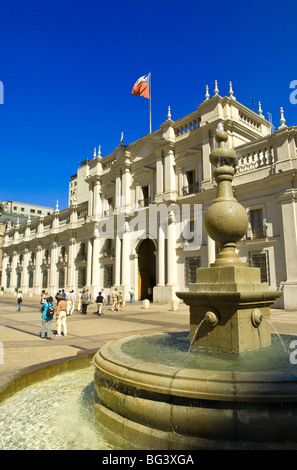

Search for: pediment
xmin=175 ymin=148 xmax=201 ymax=164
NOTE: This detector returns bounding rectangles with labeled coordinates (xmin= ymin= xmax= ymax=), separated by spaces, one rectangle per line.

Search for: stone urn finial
xmin=205 ymin=125 xmax=248 ymax=266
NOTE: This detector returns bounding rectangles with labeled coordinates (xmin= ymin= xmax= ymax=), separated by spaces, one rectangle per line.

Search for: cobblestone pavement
xmin=0 ymin=292 xmax=296 ymax=395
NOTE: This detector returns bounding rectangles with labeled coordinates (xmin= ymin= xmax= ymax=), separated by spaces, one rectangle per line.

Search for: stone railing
xmin=235 ymin=145 xmax=275 ymax=174
xmin=174 ymin=110 xmax=201 ymax=137
xmin=239 ymin=111 xmax=261 ymax=130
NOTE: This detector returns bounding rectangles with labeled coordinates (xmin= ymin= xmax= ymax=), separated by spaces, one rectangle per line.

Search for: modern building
xmin=2 ymin=82 xmax=297 ymax=309
xmin=0 ymin=201 xmax=54 ymax=288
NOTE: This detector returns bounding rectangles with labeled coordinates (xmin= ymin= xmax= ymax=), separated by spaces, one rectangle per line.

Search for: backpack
xmin=46 ymin=304 xmax=54 ymax=319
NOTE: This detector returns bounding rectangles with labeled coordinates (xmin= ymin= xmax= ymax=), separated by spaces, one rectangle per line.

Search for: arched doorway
xmin=138 ymin=239 xmax=156 ymax=301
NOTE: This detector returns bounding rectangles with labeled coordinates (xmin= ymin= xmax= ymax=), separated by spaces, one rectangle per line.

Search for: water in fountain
xmin=122 ymin=331 xmax=297 ymax=373
xmin=0 ymin=366 xmax=126 ymax=450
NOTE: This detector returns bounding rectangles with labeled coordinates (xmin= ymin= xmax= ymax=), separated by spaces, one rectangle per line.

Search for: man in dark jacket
xmin=81 ymin=290 xmax=90 ymax=314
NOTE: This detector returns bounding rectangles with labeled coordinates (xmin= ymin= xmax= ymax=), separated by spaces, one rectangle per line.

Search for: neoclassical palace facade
xmin=2 ymin=83 xmax=297 ymax=309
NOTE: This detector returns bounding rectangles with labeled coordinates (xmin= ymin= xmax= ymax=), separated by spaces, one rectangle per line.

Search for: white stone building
xmin=2 ymin=83 xmax=297 ymax=309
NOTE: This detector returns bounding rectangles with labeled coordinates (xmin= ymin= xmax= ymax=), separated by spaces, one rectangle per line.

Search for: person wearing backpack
xmin=41 ymin=296 xmax=55 ymax=340
xmin=95 ymin=291 xmax=105 ymax=316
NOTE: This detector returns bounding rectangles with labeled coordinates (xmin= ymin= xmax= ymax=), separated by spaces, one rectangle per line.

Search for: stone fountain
xmin=93 ymin=127 xmax=297 ymax=450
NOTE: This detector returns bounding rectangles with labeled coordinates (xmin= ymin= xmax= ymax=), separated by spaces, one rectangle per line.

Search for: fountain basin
xmin=93 ymin=332 xmax=297 ymax=450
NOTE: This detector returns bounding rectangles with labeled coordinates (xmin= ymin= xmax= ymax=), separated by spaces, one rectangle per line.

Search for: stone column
xmin=164 ymin=145 xmax=176 ymax=200
xmin=167 ymin=211 xmax=177 ymax=286
xmin=1 ymin=254 xmax=8 ymax=290
xmin=92 ymin=236 xmax=101 ymax=295
xmin=114 ymin=234 xmax=121 ymax=286
xmin=93 ymin=179 xmax=103 ymax=217
xmin=155 ymin=152 xmax=164 ymax=197
xmin=21 ymin=249 xmax=30 ymax=293
xmin=67 ymin=238 xmax=76 ymax=289
xmin=279 ymin=189 xmax=297 ymax=308
xmin=34 ymin=246 xmax=42 ymax=294
xmin=49 ymin=242 xmax=58 ymax=293
xmin=157 ymin=222 xmax=165 ymax=286
xmin=121 ymin=222 xmax=130 ymax=295
xmin=86 ymin=238 xmax=93 ymax=287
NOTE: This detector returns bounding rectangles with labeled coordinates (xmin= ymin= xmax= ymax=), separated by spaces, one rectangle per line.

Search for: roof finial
xmin=167 ymin=106 xmax=172 ymax=120
xmin=98 ymin=145 xmax=101 ymax=158
xmin=279 ymin=107 xmax=287 ymax=128
xmin=214 ymin=80 xmax=219 ymax=96
xmin=258 ymin=101 xmax=263 ymax=117
xmin=93 ymin=147 xmax=97 ymax=158
xmin=205 ymin=85 xmax=210 ymax=100
xmin=120 ymin=132 xmax=124 ymax=144
xmin=229 ymin=81 xmax=235 ymax=99
xmin=55 ymin=200 xmax=59 ymax=213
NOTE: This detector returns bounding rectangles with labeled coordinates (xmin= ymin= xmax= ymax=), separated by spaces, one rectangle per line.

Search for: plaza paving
xmin=0 ymin=292 xmax=297 ymax=398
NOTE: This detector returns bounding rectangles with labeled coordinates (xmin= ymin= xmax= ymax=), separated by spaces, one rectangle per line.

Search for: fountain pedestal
xmin=179 ymin=265 xmax=281 ymax=353
xmin=177 ymin=128 xmax=281 ymax=352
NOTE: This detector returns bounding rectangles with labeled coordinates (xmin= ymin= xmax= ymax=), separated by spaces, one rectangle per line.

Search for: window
xmin=183 ymin=170 xmax=199 ymax=195
xmin=249 ymin=251 xmax=269 ymax=284
xmin=58 ymin=269 xmax=65 ymax=288
xmin=78 ymin=267 xmax=86 ymax=288
xmin=104 ymin=265 xmax=114 ymax=288
xmin=42 ymin=271 xmax=48 ymax=289
xmin=29 ymin=272 xmax=33 ymax=288
xmin=185 ymin=257 xmax=201 ymax=287
xmin=16 ymin=272 xmax=21 ymax=289
xmin=250 ymin=209 xmax=264 ymax=238
xmin=139 ymin=186 xmax=149 ymax=207
xmin=104 ymin=198 xmax=113 ymax=217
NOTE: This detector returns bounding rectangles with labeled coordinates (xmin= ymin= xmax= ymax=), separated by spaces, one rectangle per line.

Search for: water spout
xmin=188 ymin=311 xmax=219 ymax=353
xmin=188 ymin=318 xmax=206 ymax=353
xmin=251 ymin=308 xmax=263 ymax=328
xmin=204 ymin=310 xmax=219 ymax=327
xmin=265 ymin=318 xmax=287 ymax=353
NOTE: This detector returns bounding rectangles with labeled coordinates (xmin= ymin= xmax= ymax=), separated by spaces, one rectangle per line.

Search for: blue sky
xmin=0 ymin=0 xmax=296 ymax=210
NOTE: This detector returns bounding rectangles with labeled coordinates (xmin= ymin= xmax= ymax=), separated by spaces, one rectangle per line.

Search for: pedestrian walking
xmin=41 ymin=296 xmax=55 ymax=340
xmin=128 ymin=287 xmax=134 ymax=303
xmin=66 ymin=290 xmax=75 ymax=315
xmin=118 ymin=291 xmax=124 ymax=311
xmin=111 ymin=288 xmax=118 ymax=311
xmin=40 ymin=290 xmax=47 ymax=305
xmin=95 ymin=291 xmax=105 ymax=315
xmin=56 ymin=298 xmax=67 ymax=336
xmin=77 ymin=290 xmax=82 ymax=312
xmin=16 ymin=291 xmax=23 ymax=311
xmin=81 ymin=290 xmax=90 ymax=314
xmin=55 ymin=290 xmax=62 ymax=305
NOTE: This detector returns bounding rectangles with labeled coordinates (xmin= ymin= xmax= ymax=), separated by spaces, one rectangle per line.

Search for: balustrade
xmin=175 ymin=119 xmax=200 ymax=137
xmin=235 ymin=146 xmax=274 ymax=174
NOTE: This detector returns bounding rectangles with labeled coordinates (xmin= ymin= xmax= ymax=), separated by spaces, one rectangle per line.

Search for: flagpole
xmin=149 ymin=72 xmax=152 ymax=133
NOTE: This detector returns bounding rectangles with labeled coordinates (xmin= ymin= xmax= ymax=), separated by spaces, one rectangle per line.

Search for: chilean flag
xmin=131 ymin=73 xmax=150 ymax=98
